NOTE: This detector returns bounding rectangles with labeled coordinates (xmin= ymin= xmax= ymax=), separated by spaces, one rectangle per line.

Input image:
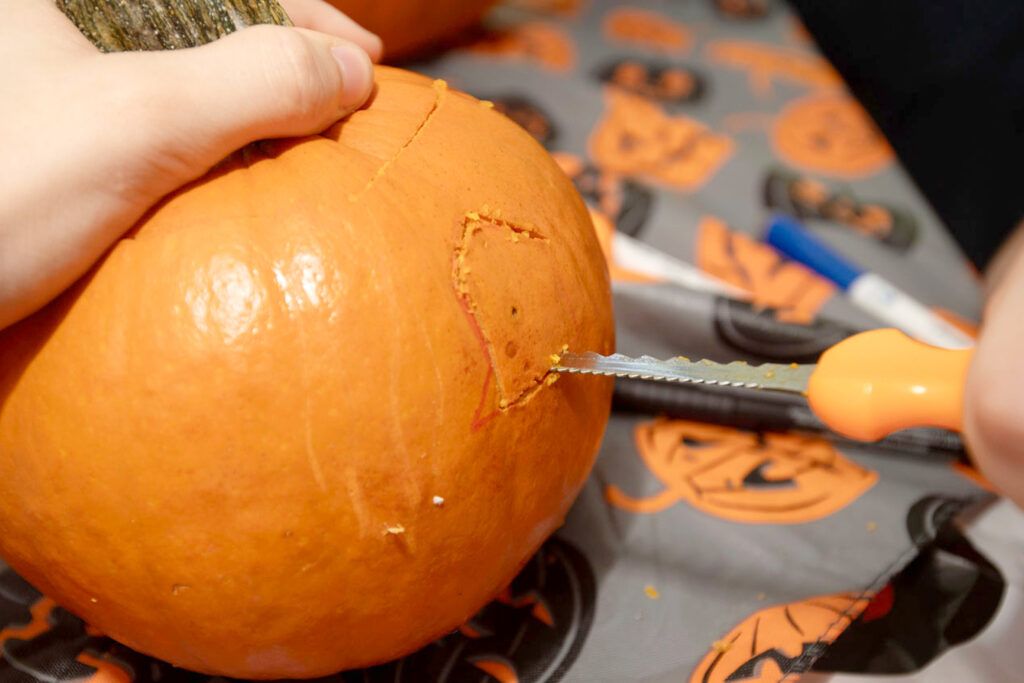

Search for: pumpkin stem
xmin=57 ymin=0 xmax=292 ymax=53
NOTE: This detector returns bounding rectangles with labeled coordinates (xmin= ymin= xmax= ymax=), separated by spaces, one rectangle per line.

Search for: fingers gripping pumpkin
xmin=0 ymin=66 xmax=613 ymax=683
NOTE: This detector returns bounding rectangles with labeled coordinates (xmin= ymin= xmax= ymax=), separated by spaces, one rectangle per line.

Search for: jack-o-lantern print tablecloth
xmin=0 ymin=1 xmax=1003 ymax=683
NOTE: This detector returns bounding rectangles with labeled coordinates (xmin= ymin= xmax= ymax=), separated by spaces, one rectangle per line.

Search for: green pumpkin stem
xmin=57 ymin=0 xmax=292 ymax=53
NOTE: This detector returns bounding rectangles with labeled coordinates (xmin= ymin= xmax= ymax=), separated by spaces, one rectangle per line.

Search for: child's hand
xmin=0 ymin=0 xmax=381 ymax=329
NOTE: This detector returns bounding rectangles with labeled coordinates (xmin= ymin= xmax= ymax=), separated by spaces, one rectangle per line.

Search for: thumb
xmin=105 ymin=24 xmax=374 ymax=181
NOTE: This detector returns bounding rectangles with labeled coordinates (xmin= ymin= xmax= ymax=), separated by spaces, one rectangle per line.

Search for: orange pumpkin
xmin=327 ymin=0 xmax=498 ymax=59
xmin=0 ymin=67 xmax=614 ymax=678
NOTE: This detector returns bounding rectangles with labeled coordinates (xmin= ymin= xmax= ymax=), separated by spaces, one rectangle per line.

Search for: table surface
xmin=0 ymin=2 xmax=1006 ymax=682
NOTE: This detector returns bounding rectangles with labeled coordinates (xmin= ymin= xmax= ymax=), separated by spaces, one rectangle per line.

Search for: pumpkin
xmin=327 ymin=0 xmax=498 ymax=59
xmin=0 ymin=5 xmax=614 ymax=678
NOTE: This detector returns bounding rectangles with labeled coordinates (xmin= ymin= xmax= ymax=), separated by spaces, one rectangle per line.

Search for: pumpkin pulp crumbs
xmin=711 ymin=639 xmax=733 ymax=654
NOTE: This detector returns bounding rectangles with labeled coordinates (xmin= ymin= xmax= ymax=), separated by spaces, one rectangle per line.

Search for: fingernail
xmin=331 ymin=43 xmax=374 ymax=111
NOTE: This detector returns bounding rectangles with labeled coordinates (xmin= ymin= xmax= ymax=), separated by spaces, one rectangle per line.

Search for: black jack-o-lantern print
xmin=552 ymin=152 xmax=655 ymax=239
xmin=0 ymin=539 xmax=594 ymax=683
xmin=712 ymin=296 xmax=856 ymax=363
xmin=710 ymin=0 xmax=774 ymax=20
xmin=0 ymin=568 xmax=130 ymax=683
xmin=341 ymin=537 xmax=595 ymax=683
xmin=811 ymin=496 xmax=1005 ymax=675
xmin=595 ymin=58 xmax=706 ymax=105
xmin=571 ymin=165 xmax=654 ymax=239
xmin=763 ymin=167 xmax=918 ymax=251
xmin=480 ymin=95 xmax=558 ymax=149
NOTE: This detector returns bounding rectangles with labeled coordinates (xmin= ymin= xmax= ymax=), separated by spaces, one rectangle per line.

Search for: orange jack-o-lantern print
xmin=789 ymin=17 xmax=813 ymax=45
xmin=603 ymin=8 xmax=692 ymax=53
xmin=587 ymin=207 xmax=661 ymax=284
xmin=464 ymin=21 xmax=576 ymax=71
xmin=590 ymin=91 xmax=734 ymax=191
xmin=507 ymin=0 xmax=584 ymax=17
xmin=813 ymin=496 xmax=1005 ymax=677
xmin=691 ymin=592 xmax=871 ymax=682
xmin=606 ymin=419 xmax=877 ymax=524
xmin=0 ymin=574 xmax=130 ymax=683
xmin=697 ymin=216 xmax=834 ymax=324
xmin=773 ymin=93 xmax=894 ymax=178
xmin=705 ymin=40 xmax=842 ymax=97
xmin=931 ymin=307 xmax=979 ymax=339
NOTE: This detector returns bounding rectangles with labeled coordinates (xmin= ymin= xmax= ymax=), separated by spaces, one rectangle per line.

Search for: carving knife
xmin=551 ymin=328 xmax=974 ymax=442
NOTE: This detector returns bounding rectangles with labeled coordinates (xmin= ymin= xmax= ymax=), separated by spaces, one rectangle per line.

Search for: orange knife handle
xmin=807 ymin=328 xmax=974 ymax=442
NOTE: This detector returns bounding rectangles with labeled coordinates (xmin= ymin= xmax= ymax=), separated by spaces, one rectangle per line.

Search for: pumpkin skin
xmin=328 ymin=0 xmax=498 ymax=59
xmin=0 ymin=67 xmax=613 ymax=678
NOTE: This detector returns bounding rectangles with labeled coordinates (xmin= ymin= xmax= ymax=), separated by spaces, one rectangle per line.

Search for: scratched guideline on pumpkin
xmin=0 ymin=0 xmax=993 ymax=682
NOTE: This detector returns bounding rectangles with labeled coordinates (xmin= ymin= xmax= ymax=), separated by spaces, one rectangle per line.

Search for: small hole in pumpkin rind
xmin=511 ymin=306 xmax=519 ymax=318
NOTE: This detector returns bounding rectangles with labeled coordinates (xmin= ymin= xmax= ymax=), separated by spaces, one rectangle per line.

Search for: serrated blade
xmin=552 ymin=352 xmax=813 ymax=395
